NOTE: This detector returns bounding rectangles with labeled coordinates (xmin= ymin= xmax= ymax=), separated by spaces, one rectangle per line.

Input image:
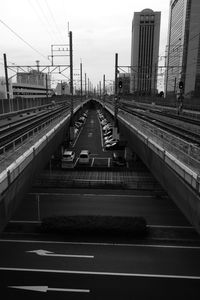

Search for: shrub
xmin=40 ymin=215 xmax=148 ymax=237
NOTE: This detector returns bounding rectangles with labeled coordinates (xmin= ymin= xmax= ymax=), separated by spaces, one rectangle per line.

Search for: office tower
xmin=165 ymin=0 xmax=200 ymax=98
xmin=130 ymin=9 xmax=161 ymax=96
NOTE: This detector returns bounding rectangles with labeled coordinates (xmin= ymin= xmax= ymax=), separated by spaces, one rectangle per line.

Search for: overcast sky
xmin=0 ymin=0 xmax=170 ymax=89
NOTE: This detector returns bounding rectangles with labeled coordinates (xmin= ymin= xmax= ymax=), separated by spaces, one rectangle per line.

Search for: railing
xmin=106 ymin=102 xmax=200 ymax=173
xmin=104 ymin=102 xmax=200 ymax=193
xmin=0 ymin=101 xmax=86 ymax=172
xmin=0 ymin=110 xmax=66 ymax=158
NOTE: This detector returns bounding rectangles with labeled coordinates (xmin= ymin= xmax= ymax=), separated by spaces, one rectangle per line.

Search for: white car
xmin=105 ymin=141 xmax=118 ymax=150
xmin=61 ymin=150 xmax=75 ymax=169
xmin=104 ymin=138 xmax=118 ymax=145
xmin=79 ymin=150 xmax=90 ymax=164
xmin=103 ymin=124 xmax=112 ymax=131
xmin=62 ymin=150 xmax=75 ymax=162
xmin=104 ymin=134 xmax=113 ymax=141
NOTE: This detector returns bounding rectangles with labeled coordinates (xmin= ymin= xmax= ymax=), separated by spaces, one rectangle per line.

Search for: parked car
xmin=79 ymin=150 xmax=90 ymax=164
xmin=105 ymin=141 xmax=119 ymax=150
xmin=112 ymin=152 xmax=126 ymax=166
xmin=79 ymin=116 xmax=86 ymax=121
xmin=61 ymin=150 xmax=75 ymax=168
xmin=104 ymin=134 xmax=113 ymax=141
xmin=104 ymin=138 xmax=118 ymax=145
xmin=75 ymin=121 xmax=82 ymax=128
xmin=103 ymin=124 xmax=112 ymax=131
xmin=101 ymin=120 xmax=107 ymax=126
xmin=62 ymin=150 xmax=75 ymax=161
xmin=104 ymin=129 xmax=113 ymax=136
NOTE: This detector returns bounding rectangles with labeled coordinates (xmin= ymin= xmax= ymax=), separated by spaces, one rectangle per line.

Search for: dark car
xmin=112 ymin=152 xmax=126 ymax=166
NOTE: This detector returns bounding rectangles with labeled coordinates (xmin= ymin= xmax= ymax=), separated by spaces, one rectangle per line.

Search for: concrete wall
xmin=0 ymin=101 xmax=91 ymax=232
xmin=0 ymin=115 xmax=70 ymax=232
xmin=118 ymin=116 xmax=200 ymax=233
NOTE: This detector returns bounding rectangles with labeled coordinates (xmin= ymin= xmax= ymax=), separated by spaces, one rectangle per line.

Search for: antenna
xmin=68 ymin=22 xmax=70 ymax=35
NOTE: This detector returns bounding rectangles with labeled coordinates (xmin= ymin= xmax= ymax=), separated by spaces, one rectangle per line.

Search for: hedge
xmin=40 ymin=215 xmax=148 ymax=237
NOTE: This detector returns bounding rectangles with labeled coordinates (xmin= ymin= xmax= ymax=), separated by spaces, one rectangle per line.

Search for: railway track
xmin=0 ymin=103 xmax=69 ymax=151
xmin=120 ymin=104 xmax=200 ymax=146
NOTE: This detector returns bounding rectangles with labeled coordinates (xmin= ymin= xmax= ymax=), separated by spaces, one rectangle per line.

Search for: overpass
xmin=0 ymin=98 xmax=200 ymax=233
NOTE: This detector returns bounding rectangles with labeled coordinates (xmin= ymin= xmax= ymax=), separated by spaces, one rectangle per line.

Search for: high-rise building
xmin=130 ymin=9 xmax=161 ymax=96
xmin=165 ymin=0 xmax=200 ymax=98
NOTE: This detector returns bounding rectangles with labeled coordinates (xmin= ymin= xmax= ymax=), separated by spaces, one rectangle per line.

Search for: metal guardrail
xmin=0 ymin=109 xmax=66 ymax=158
xmin=105 ymin=102 xmax=200 ymax=193
xmin=0 ymin=101 xmax=88 ymax=195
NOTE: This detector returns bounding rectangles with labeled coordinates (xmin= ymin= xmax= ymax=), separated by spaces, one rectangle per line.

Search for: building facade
xmin=165 ymin=0 xmax=200 ymax=97
xmin=130 ymin=9 xmax=161 ymax=96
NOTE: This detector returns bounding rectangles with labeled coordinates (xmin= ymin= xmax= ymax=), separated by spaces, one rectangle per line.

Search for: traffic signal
xmin=179 ymin=81 xmax=184 ymax=90
xmin=118 ymin=80 xmax=123 ymax=89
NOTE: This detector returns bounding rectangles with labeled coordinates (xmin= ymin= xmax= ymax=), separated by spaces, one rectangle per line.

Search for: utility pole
xmin=114 ymin=53 xmax=118 ymax=128
xmin=3 ymin=53 xmax=11 ymax=112
xmin=69 ymin=31 xmax=73 ymax=123
xmin=80 ymin=61 xmax=83 ymax=105
xmin=99 ymin=81 xmax=101 ymax=99
xmin=85 ymin=73 xmax=87 ymax=98
xmin=69 ymin=31 xmax=74 ymax=142
xmin=88 ymin=78 xmax=89 ymax=97
xmin=46 ymin=74 xmax=49 ymax=101
xmin=103 ymin=74 xmax=105 ymax=108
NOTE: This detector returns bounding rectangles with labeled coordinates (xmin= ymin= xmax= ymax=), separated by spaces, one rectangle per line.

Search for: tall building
xmin=165 ymin=0 xmax=200 ymax=98
xmin=130 ymin=9 xmax=161 ymax=96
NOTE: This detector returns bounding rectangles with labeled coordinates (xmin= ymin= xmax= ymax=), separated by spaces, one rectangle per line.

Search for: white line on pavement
xmin=1 ymin=267 xmax=200 ymax=280
xmin=0 ymin=239 xmax=200 ymax=249
xmin=28 ymin=192 xmax=154 ymax=198
xmin=8 ymin=221 xmax=193 ymax=230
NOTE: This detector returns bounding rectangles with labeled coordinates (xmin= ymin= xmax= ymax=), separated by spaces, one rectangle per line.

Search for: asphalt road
xmin=2 ymin=107 xmax=198 ymax=299
xmin=71 ymin=107 xmax=112 ymax=157
xmin=0 ymin=239 xmax=200 ymax=299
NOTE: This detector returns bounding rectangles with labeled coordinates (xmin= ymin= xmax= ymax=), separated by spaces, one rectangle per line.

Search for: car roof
xmin=80 ymin=150 xmax=89 ymax=154
xmin=63 ymin=150 xmax=74 ymax=155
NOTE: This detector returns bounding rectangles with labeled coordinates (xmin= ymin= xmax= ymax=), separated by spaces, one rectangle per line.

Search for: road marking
xmin=27 ymin=249 xmax=94 ymax=259
xmin=91 ymin=158 xmax=95 ymax=167
xmin=72 ymin=126 xmax=83 ymax=147
xmin=2 ymin=267 xmax=200 ymax=280
xmin=28 ymin=192 xmax=158 ymax=198
xmin=1 ymin=239 xmax=200 ymax=249
xmin=147 ymin=225 xmax=193 ymax=229
xmin=8 ymin=285 xmax=90 ymax=293
xmin=108 ymin=157 xmax=111 ymax=167
xmin=8 ymin=220 xmax=193 ymax=230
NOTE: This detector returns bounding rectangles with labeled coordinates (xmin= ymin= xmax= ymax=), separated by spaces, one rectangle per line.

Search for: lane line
xmin=28 ymin=192 xmax=155 ymax=198
xmin=1 ymin=267 xmax=200 ymax=280
xmin=8 ymin=220 xmax=193 ymax=230
xmin=91 ymin=158 xmax=95 ymax=167
xmin=0 ymin=239 xmax=200 ymax=249
xmin=9 ymin=285 xmax=90 ymax=293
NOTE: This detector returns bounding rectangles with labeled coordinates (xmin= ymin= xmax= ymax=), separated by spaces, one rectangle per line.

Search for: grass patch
xmin=40 ymin=215 xmax=148 ymax=237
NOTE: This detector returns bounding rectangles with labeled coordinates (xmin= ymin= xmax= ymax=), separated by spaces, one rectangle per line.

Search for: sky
xmin=0 ymin=0 xmax=170 ymax=89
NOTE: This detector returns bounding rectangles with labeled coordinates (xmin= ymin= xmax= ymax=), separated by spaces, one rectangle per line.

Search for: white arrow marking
xmin=26 ymin=249 xmax=94 ymax=259
xmin=8 ymin=286 xmax=90 ymax=293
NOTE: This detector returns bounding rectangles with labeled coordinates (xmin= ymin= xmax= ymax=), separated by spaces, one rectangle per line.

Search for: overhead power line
xmin=35 ymin=0 xmax=62 ymax=44
xmin=28 ymin=0 xmax=56 ymax=42
xmin=44 ymin=0 xmax=64 ymax=42
xmin=0 ymin=18 xmax=50 ymax=62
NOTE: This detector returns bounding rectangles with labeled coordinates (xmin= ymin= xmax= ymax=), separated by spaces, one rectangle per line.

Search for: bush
xmin=40 ymin=215 xmax=148 ymax=237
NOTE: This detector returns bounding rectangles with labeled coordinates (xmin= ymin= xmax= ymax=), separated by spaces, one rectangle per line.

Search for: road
xmin=0 ymin=238 xmax=200 ymax=299
xmin=2 ymin=106 xmax=199 ymax=299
